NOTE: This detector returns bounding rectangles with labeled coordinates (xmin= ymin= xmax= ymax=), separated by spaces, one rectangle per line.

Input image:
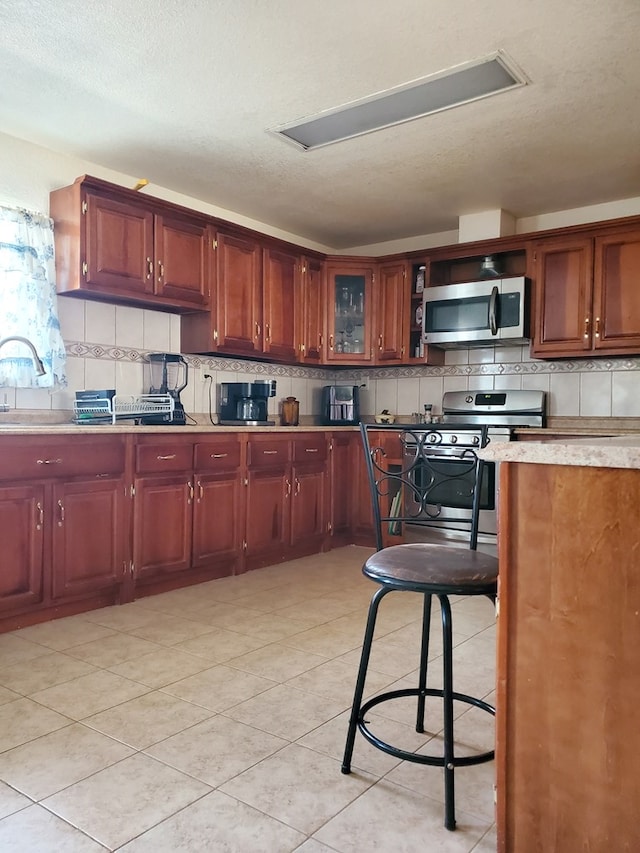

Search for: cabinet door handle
xmin=378 ymin=334 xmax=383 ymax=352
xmin=594 ymin=317 xmax=601 ymax=338
xmin=265 ymin=323 xmax=271 ymax=343
xmin=329 ymin=335 xmax=334 ymax=350
xmin=197 ymin=480 xmax=204 ymax=501
xmin=36 ymin=501 xmax=44 ymax=531
xmin=305 ymin=448 xmax=318 ymax=453
xmin=37 ymin=458 xmax=62 ymax=465
xmin=211 ymin=453 xmax=228 ymax=458
xmin=584 ymin=317 xmax=590 ymax=338
xmin=157 ymin=454 xmax=176 ymax=460
xmin=157 ymin=260 xmax=164 ymax=281
xmin=146 ymin=257 xmax=153 ymax=279
xmin=285 ymin=478 xmax=291 ymax=496
xmin=255 ymin=322 xmax=261 ymax=339
xmin=187 ymin=481 xmax=194 ymax=503
xmin=57 ymin=499 xmax=65 ymax=526
xmin=295 ymin=478 xmax=301 ymax=496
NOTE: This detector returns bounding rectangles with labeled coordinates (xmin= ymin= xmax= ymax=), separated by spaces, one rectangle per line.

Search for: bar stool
xmin=341 ymin=423 xmax=498 ymax=831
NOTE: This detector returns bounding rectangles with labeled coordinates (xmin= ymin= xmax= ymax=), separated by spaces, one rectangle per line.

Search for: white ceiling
xmin=1 ymin=0 xmax=639 ymax=250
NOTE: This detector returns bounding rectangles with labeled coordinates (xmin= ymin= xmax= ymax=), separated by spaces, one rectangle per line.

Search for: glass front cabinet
xmin=325 ymin=263 xmax=375 ymax=363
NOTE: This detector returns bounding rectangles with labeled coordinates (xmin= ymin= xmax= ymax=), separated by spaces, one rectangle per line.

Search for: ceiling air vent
xmin=271 ymin=52 xmax=527 ymax=151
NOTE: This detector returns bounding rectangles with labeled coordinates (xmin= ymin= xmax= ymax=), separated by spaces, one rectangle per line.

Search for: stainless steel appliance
xmin=140 ymin=353 xmax=188 ymax=425
xmin=405 ymin=389 xmax=545 ymax=541
xmin=422 ymin=276 xmax=529 ymax=347
xmin=321 ymin=385 xmax=360 ymax=425
xmin=218 ymin=380 xmax=276 ymax=425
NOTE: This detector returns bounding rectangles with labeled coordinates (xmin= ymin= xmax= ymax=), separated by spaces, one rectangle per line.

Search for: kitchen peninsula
xmin=481 ymin=436 xmax=640 ymax=852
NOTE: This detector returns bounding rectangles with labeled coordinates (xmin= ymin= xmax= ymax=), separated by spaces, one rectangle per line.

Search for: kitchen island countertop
xmin=481 ymin=433 xmax=640 ymax=469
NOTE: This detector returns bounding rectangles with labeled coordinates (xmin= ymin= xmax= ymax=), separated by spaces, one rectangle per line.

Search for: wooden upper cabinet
xmin=214 ymin=230 xmax=263 ymax=356
xmin=376 ymin=260 xmax=407 ymax=363
xmin=532 ymin=226 xmax=640 ymax=358
xmin=84 ymin=193 xmax=155 ymax=298
xmin=325 ymin=261 xmax=375 ymax=363
xmin=593 ymin=227 xmax=640 ymax=352
xmin=154 ymin=213 xmax=210 ymax=308
xmin=262 ymin=246 xmax=299 ymax=362
xmin=299 ymin=256 xmax=324 ymax=363
xmin=50 ymin=176 xmax=210 ymax=311
xmin=532 ymin=235 xmax=594 ymax=356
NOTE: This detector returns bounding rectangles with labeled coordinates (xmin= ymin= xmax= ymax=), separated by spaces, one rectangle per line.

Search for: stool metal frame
xmin=341 ymin=423 xmax=498 ymax=831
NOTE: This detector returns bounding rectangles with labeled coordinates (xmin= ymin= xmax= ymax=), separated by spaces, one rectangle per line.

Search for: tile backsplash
xmin=5 ymin=298 xmax=640 ymax=420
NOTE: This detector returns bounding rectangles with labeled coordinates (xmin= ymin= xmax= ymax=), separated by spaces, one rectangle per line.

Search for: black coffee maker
xmin=218 ymin=380 xmax=276 ymax=425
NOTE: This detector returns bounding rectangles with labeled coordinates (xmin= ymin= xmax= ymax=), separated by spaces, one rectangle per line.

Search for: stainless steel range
xmin=406 ymin=390 xmax=545 ymax=544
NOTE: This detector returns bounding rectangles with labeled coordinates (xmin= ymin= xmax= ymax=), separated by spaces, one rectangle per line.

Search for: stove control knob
xmin=427 ymin=433 xmax=438 ymax=443
xmin=472 ymin=435 xmax=480 ymax=446
xmin=450 ymin=435 xmax=458 ymax=444
xmin=465 ymin=395 xmax=473 ymax=404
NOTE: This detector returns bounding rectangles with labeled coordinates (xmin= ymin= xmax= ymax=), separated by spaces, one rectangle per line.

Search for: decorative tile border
xmin=66 ymin=341 xmax=640 ymax=380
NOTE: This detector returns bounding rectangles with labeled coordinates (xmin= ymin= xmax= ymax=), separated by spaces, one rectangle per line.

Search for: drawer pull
xmin=263 ymin=450 xmax=278 ymax=455
xmin=157 ymin=454 xmax=176 ymax=460
xmin=37 ymin=458 xmax=62 ymax=465
xmin=211 ymin=453 xmax=228 ymax=458
xmin=305 ymin=448 xmax=319 ymax=453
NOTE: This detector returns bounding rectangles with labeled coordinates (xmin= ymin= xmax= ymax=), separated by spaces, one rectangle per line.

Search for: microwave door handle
xmin=489 ymin=285 xmax=499 ymax=336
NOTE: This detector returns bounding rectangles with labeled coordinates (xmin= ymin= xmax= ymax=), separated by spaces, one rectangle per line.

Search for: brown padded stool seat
xmin=364 ymin=543 xmax=498 ymax=594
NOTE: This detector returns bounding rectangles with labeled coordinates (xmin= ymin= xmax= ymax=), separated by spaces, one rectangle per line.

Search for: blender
xmin=141 ymin=353 xmax=188 ymax=425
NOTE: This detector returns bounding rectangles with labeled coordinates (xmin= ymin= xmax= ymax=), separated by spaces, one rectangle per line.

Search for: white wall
xmin=1 ymin=131 xmax=639 ymax=421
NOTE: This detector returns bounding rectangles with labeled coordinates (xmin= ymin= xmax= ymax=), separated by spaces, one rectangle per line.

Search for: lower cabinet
xmin=245 ymin=433 xmax=328 ymax=571
xmin=0 ymin=436 xmax=129 ymax=629
xmin=0 ymin=428 xmax=348 ymax=631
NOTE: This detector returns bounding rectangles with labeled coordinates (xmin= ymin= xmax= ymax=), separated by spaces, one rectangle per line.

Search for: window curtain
xmin=0 ymin=205 xmax=67 ymax=388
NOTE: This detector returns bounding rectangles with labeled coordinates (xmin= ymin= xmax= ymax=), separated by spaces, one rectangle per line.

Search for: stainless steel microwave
xmin=422 ymin=276 xmax=529 ymax=347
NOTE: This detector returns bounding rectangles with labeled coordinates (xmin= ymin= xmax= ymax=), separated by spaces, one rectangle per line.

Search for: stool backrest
xmin=360 ymin=422 xmax=490 ymax=552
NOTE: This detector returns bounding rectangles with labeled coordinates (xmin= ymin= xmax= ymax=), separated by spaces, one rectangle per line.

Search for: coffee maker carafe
xmin=141 ymin=353 xmax=188 ymax=425
xmin=218 ymin=380 xmax=276 ymax=425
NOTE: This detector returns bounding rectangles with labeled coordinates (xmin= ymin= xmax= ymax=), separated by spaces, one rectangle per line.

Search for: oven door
xmin=404 ymin=445 xmax=497 ymax=536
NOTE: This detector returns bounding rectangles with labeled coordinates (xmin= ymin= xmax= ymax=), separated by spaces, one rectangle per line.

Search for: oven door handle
xmin=489 ymin=285 xmax=499 ymax=336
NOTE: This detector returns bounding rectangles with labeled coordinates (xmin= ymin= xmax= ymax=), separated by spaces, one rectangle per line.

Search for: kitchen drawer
xmin=0 ymin=436 xmax=126 ymax=480
xmin=292 ymin=434 xmax=327 ymax=463
xmin=247 ymin=436 xmax=290 ymax=469
xmin=194 ymin=439 xmax=242 ymax=472
xmin=135 ymin=439 xmax=193 ymax=474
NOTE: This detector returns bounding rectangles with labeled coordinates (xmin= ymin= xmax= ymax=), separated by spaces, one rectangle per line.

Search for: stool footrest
xmin=355 ymin=687 xmax=495 ymax=768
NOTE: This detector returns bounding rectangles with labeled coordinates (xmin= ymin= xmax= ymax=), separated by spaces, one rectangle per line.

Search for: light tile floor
xmin=0 ymin=546 xmax=497 ymax=852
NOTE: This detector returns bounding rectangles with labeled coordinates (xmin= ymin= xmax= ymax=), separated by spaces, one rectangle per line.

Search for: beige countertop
xmin=481 ymin=434 xmax=640 ymax=469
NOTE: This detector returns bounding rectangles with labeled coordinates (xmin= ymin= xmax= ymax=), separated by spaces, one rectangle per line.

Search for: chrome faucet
xmin=0 ymin=336 xmax=46 ymax=376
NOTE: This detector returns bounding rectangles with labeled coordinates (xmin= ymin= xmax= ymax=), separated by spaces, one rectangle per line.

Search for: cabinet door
xmin=300 ymin=257 xmax=324 ymax=363
xmin=155 ymin=213 xmax=210 ymax=308
xmin=244 ymin=468 xmax=290 ymax=569
xmin=325 ymin=264 xmax=374 ymax=363
xmin=329 ymin=432 xmax=353 ymax=544
xmin=593 ymin=228 xmax=640 ymax=352
xmin=192 ymin=471 xmax=243 ymax=576
xmin=133 ymin=475 xmax=193 ymax=582
xmin=84 ymin=192 xmax=155 ymax=298
xmin=532 ymin=236 xmax=594 ymax=356
xmin=216 ymin=231 xmax=263 ymax=355
xmin=0 ymin=484 xmax=44 ymax=614
xmin=263 ymin=247 xmax=299 ymax=362
xmin=51 ymin=478 xmax=127 ymax=600
xmin=290 ymin=463 xmax=326 ymax=550
xmin=376 ymin=260 xmax=407 ymax=363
